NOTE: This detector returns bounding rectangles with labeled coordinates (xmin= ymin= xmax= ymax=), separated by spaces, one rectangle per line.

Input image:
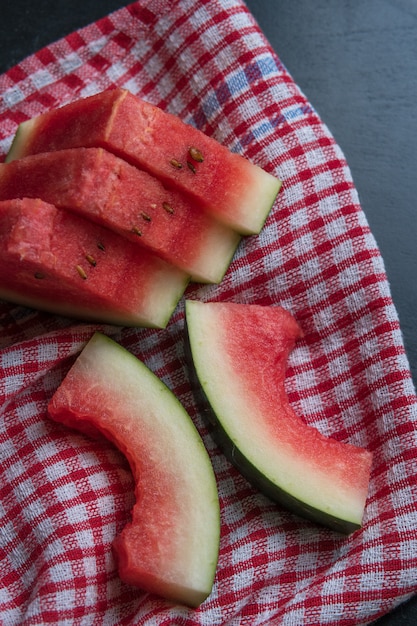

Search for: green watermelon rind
xmin=6 ymin=119 xmax=32 ymax=162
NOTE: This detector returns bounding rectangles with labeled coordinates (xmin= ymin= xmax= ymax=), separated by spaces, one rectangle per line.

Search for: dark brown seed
xmin=131 ymin=226 xmax=142 ymax=236
xmin=76 ymin=265 xmax=88 ymax=280
xmin=170 ymin=158 xmax=183 ymax=169
xmin=97 ymin=241 xmax=105 ymax=251
xmin=141 ymin=211 xmax=152 ymax=222
xmin=34 ymin=272 xmax=45 ymax=279
xmin=162 ymin=201 xmax=174 ymax=214
xmin=189 ymin=147 xmax=204 ymax=162
xmin=187 ymin=161 xmax=196 ymax=174
xmin=86 ymin=254 xmax=97 ymax=267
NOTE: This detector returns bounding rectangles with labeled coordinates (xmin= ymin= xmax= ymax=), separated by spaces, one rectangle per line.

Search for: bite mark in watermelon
xmin=6 ymin=88 xmax=281 ymax=235
xmin=47 ymin=332 xmax=220 ymax=607
xmin=0 ymin=198 xmax=188 ymax=327
xmin=0 ymin=147 xmax=240 ymax=284
xmin=185 ymin=300 xmax=373 ymax=534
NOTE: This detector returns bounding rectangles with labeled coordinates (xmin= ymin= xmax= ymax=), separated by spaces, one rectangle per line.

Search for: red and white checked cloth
xmin=1 ymin=1 xmax=416 ymax=624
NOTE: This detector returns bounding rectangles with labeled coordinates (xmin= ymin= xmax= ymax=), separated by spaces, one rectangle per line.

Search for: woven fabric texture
xmin=0 ymin=1 xmax=416 ymax=624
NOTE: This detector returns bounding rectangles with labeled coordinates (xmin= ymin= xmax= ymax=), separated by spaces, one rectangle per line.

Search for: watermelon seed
xmin=97 ymin=241 xmax=105 ymax=251
xmin=170 ymin=158 xmax=183 ymax=169
xmin=187 ymin=161 xmax=196 ymax=174
xmin=131 ymin=226 xmax=142 ymax=236
xmin=162 ymin=202 xmax=174 ymax=214
xmin=76 ymin=265 xmax=88 ymax=280
xmin=86 ymin=254 xmax=97 ymax=267
xmin=34 ymin=272 xmax=45 ymax=279
xmin=141 ymin=212 xmax=152 ymax=222
xmin=189 ymin=147 xmax=204 ymax=162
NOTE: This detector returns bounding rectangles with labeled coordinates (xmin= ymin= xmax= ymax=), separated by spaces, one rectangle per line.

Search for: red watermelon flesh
xmin=185 ymin=300 xmax=373 ymax=533
xmin=6 ymin=88 xmax=281 ymax=235
xmin=0 ymin=198 xmax=188 ymax=327
xmin=47 ymin=332 xmax=220 ymax=607
xmin=0 ymin=147 xmax=240 ymax=284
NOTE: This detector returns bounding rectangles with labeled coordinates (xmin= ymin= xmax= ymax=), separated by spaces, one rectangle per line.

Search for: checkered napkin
xmin=1 ymin=0 xmax=416 ymax=624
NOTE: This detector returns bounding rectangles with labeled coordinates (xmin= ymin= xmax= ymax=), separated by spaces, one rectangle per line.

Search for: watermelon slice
xmin=0 ymin=147 xmax=240 ymax=284
xmin=185 ymin=300 xmax=373 ymax=534
xmin=0 ymin=198 xmax=188 ymax=328
xmin=47 ymin=332 xmax=220 ymax=607
xmin=6 ymin=88 xmax=281 ymax=235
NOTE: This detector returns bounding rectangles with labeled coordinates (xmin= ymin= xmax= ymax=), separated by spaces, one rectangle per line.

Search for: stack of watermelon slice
xmin=0 ymin=88 xmax=281 ymax=327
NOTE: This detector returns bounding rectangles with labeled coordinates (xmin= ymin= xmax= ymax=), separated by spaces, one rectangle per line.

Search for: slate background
xmin=1 ymin=1 xmax=416 ymax=624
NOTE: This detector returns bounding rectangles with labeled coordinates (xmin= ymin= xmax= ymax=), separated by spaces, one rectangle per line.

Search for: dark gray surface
xmin=1 ymin=1 xmax=416 ymax=624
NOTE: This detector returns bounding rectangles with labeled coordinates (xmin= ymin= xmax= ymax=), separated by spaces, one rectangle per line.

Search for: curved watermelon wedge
xmin=47 ymin=332 xmax=220 ymax=607
xmin=0 ymin=198 xmax=188 ymax=328
xmin=185 ymin=300 xmax=373 ymax=534
xmin=6 ymin=88 xmax=281 ymax=235
xmin=0 ymin=147 xmax=240 ymax=284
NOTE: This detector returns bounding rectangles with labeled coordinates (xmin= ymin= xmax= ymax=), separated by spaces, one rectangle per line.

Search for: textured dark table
xmin=1 ymin=1 xmax=416 ymax=624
